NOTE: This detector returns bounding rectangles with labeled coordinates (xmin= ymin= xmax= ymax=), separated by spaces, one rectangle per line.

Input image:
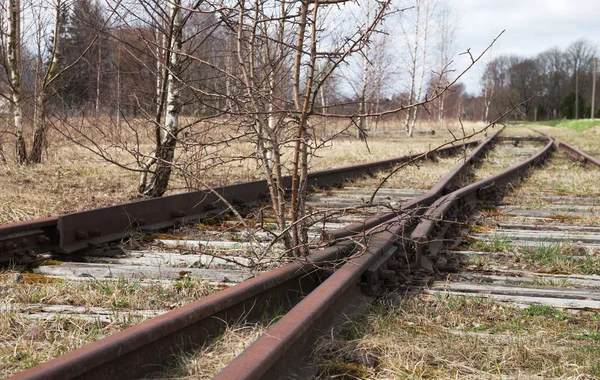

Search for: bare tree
xmin=402 ymin=0 xmax=434 ymax=137
xmin=432 ymin=0 xmax=456 ymax=129
xmin=534 ymin=48 xmax=568 ymax=119
xmin=6 ymin=0 xmax=26 ymax=163
xmin=139 ymin=0 xmax=184 ymax=197
xmin=52 ymin=0 xmax=502 ymax=258
xmin=567 ymin=39 xmax=596 ymax=119
xmin=29 ymin=0 xmax=65 ymax=163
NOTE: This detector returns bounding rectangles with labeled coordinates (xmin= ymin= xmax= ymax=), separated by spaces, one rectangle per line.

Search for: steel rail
xmin=526 ymin=127 xmax=600 ymax=168
xmin=410 ymin=136 xmax=555 ymax=267
xmin=0 ymin=141 xmax=478 ymax=263
xmin=214 ymin=223 xmax=407 ymax=380
xmin=7 ymin=138 xmax=487 ymax=379
xmin=326 ymin=127 xmax=505 ymax=241
xmin=556 ymin=140 xmax=600 ymax=167
xmin=8 ymin=242 xmax=354 ymax=380
xmin=0 ymin=217 xmax=58 ymax=263
xmin=7 ymin=131 xmax=517 ymax=379
xmin=213 ymin=135 xmax=556 ymax=380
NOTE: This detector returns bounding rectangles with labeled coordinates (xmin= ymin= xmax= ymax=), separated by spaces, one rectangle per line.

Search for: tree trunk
xmin=357 ymin=4 xmax=370 ymax=140
xmin=408 ymin=0 xmax=430 ymax=137
xmin=29 ymin=93 xmax=46 ymax=163
xmin=95 ymin=42 xmax=102 ymax=118
xmin=575 ymin=69 xmax=579 ymax=119
xmin=320 ymin=83 xmax=327 ymax=139
xmin=7 ymin=0 xmax=26 ymax=163
xmin=30 ymin=0 xmax=63 ymax=163
xmin=142 ymin=0 xmax=182 ymax=198
xmin=438 ymin=92 xmax=445 ymax=129
xmin=483 ymin=84 xmax=494 ymax=123
xmin=290 ymin=0 xmax=310 ymax=255
xmin=404 ymin=0 xmax=420 ymax=137
xmin=116 ymin=40 xmax=122 ymax=135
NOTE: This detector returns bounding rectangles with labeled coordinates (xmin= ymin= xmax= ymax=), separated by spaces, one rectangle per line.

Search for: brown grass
xmin=314 ymin=294 xmax=600 ymax=379
xmin=312 ymin=125 xmax=600 ymax=379
xmin=0 ymin=119 xmax=489 ymax=377
xmin=0 ymin=121 xmax=487 ymax=224
xmin=355 ymin=152 xmax=474 ymax=191
xmin=0 ymin=269 xmax=218 ymax=377
xmin=0 ymin=311 xmax=143 ymax=378
xmin=0 ymin=270 xmax=216 ymax=311
xmin=158 ymin=323 xmax=269 ymax=379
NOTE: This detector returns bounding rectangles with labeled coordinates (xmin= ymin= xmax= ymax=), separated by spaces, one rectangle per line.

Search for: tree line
xmin=481 ymin=39 xmax=598 ymax=122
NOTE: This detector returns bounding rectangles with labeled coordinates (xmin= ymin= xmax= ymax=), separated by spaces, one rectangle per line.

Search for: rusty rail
xmin=13 ymin=130 xmax=570 ymax=380
xmin=8 ymin=242 xmax=354 ymax=380
xmin=556 ymin=140 xmax=600 ymax=167
xmin=526 ymin=127 xmax=600 ymax=168
xmin=212 ymin=135 xmax=556 ymax=379
xmin=7 ymin=139 xmax=483 ymax=379
xmin=0 ymin=141 xmax=478 ymax=263
xmin=215 ymin=223 xmax=407 ymax=380
xmin=410 ymin=136 xmax=555 ymax=269
xmin=0 ymin=217 xmax=58 ymax=263
xmin=326 ymin=127 xmax=505 ymax=241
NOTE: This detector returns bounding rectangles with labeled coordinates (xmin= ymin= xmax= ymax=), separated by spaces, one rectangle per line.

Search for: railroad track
xmin=3 ymin=127 xmax=600 ymax=379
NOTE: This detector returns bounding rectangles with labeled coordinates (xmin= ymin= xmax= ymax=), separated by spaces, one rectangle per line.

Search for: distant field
xmin=0 ymin=121 xmax=487 ymax=224
xmin=517 ymin=119 xmax=600 ymax=131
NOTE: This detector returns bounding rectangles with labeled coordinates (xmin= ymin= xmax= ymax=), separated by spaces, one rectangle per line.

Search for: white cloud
xmin=448 ymin=0 xmax=600 ymax=94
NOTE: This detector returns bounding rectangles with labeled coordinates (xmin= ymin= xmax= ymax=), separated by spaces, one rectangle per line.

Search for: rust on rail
xmin=0 ymin=140 xmax=478 ymax=263
xmin=326 ymin=127 xmax=505 ymax=241
xmin=214 ymin=223 xmax=407 ymax=380
xmin=556 ymin=140 xmax=600 ymax=167
xmin=410 ymin=136 xmax=555 ymax=269
xmin=214 ymin=134 xmax=557 ymax=379
xmin=8 ymin=242 xmax=353 ymax=380
xmin=0 ymin=217 xmax=58 ymax=263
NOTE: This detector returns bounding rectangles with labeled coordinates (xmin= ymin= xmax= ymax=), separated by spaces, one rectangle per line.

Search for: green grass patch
xmin=518 ymin=119 xmax=600 ymax=131
xmin=572 ymin=332 xmax=600 ymax=341
xmin=469 ymin=234 xmax=513 ymax=253
xmin=522 ymin=304 xmax=565 ymax=318
xmin=519 ymin=243 xmax=600 ymax=275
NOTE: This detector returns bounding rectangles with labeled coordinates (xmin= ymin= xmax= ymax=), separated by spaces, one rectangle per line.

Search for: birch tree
xmin=567 ymin=39 xmax=596 ymax=119
xmin=432 ymin=0 xmax=455 ymax=129
xmin=139 ymin=0 xmax=183 ymax=197
xmin=29 ymin=0 xmax=66 ymax=163
xmin=402 ymin=0 xmax=435 ymax=137
xmin=7 ymin=0 xmax=26 ymax=163
xmin=356 ymin=0 xmax=371 ymax=139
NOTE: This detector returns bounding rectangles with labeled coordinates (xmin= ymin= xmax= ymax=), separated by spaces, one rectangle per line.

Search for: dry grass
xmin=532 ymin=124 xmax=600 ymax=156
xmin=0 ymin=120 xmax=488 ymax=376
xmin=471 ymin=140 xmax=546 ymax=182
xmin=158 ymin=323 xmax=269 ymax=379
xmin=508 ymin=155 xmax=600 ymax=200
xmin=494 ymin=124 xmax=600 ymax=225
xmin=0 ymin=268 xmax=218 ymax=377
xmin=315 ymin=294 xmax=600 ymax=379
xmin=0 ymin=270 xmax=216 ymax=311
xmin=465 ymin=236 xmax=600 ymax=276
xmin=0 ymin=143 xmax=141 ymax=223
xmin=0 ymin=311 xmax=143 ymax=378
xmin=355 ymin=152 xmax=475 ymax=191
xmin=0 ymin=121 xmax=486 ymax=224
xmin=313 ymin=125 xmax=600 ymax=379
xmin=499 ymin=154 xmax=600 ymax=226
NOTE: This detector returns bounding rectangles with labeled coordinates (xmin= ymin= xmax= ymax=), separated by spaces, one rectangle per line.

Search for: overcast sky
xmin=449 ymin=0 xmax=600 ymax=95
